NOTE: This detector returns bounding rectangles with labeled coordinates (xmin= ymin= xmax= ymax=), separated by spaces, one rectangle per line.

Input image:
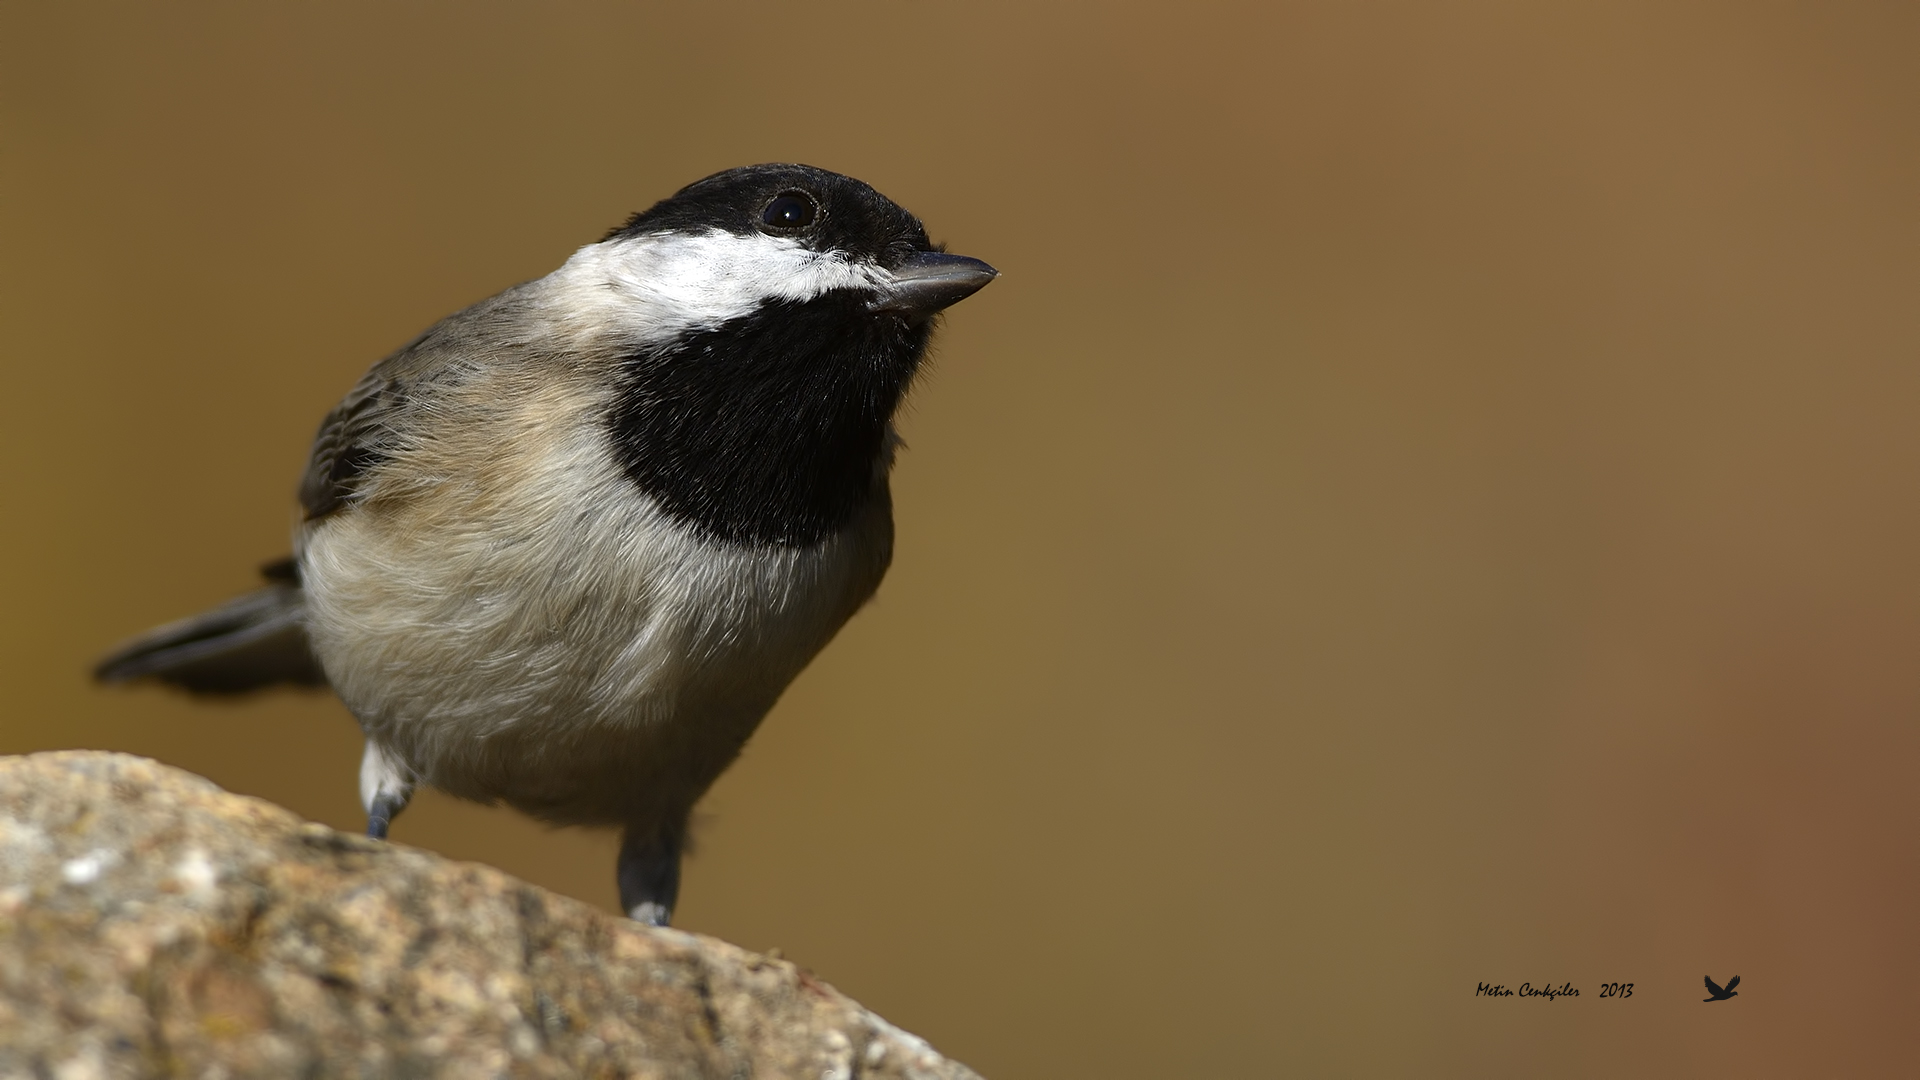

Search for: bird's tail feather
xmin=94 ymin=557 xmax=328 ymax=694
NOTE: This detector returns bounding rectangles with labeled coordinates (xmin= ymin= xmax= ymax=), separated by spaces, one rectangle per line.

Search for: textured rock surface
xmin=0 ymin=752 xmax=978 ymax=1079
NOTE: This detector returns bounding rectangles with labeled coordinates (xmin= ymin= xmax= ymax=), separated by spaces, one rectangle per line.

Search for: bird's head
xmin=573 ymin=165 xmax=998 ymax=546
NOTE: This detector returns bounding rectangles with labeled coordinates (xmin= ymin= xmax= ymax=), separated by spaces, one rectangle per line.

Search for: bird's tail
xmin=94 ymin=557 xmax=328 ymax=694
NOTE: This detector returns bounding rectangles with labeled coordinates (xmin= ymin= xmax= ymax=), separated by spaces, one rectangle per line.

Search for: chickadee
xmin=95 ymin=164 xmax=996 ymax=926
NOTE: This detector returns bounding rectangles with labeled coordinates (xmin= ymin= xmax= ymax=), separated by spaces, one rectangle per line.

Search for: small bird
xmin=95 ymin=164 xmax=996 ymax=926
xmin=1703 ymin=975 xmax=1740 ymax=1002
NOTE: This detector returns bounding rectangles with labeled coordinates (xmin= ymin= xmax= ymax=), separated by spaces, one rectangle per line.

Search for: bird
xmin=1703 ymin=975 xmax=1740 ymax=1002
xmin=94 ymin=163 xmax=997 ymax=926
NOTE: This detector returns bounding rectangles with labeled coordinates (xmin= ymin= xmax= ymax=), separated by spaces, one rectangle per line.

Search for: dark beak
xmin=872 ymin=252 xmax=999 ymax=315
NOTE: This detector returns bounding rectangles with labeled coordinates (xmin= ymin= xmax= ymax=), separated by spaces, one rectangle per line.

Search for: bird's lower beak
xmin=872 ymin=252 xmax=999 ymax=316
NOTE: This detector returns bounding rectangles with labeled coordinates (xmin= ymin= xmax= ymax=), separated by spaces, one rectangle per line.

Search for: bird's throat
xmin=607 ymin=294 xmax=929 ymax=546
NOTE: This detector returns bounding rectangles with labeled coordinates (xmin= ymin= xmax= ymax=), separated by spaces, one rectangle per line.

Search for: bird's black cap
xmin=605 ymin=163 xmax=936 ymax=270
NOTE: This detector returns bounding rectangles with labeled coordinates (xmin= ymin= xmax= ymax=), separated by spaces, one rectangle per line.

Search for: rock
xmin=0 ymin=752 xmax=979 ymax=1079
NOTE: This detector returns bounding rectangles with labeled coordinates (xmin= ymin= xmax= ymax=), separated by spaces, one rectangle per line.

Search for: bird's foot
xmin=360 ymin=741 xmax=414 ymax=841
xmin=617 ymin=822 xmax=685 ymax=927
xmin=628 ymin=901 xmax=672 ymax=927
xmin=366 ymin=794 xmax=405 ymax=840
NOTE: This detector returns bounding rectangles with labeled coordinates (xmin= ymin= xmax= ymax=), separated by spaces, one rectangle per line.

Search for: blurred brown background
xmin=4 ymin=2 xmax=1915 ymax=1075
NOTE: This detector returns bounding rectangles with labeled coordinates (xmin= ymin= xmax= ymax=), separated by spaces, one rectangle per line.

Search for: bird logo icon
xmin=1703 ymin=975 xmax=1741 ymax=1002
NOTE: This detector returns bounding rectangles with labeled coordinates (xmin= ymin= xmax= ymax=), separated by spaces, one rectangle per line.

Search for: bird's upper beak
xmin=871 ymin=252 xmax=999 ymax=316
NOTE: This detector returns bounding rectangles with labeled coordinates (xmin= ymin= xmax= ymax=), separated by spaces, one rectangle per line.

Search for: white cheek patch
xmin=546 ymin=228 xmax=888 ymax=344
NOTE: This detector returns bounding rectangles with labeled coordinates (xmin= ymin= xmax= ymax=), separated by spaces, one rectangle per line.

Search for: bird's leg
xmin=359 ymin=740 xmax=415 ymax=840
xmin=617 ymin=819 xmax=686 ymax=927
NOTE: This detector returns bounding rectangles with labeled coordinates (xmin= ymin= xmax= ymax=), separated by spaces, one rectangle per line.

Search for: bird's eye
xmin=761 ymin=192 xmax=817 ymax=230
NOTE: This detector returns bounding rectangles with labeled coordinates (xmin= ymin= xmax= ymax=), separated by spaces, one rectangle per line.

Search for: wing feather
xmin=299 ymin=368 xmax=406 ymax=520
xmin=297 ymin=284 xmax=546 ymax=521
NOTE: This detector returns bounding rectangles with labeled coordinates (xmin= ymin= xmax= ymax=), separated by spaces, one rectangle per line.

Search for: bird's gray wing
xmin=1704 ymin=976 xmax=1723 ymax=995
xmin=300 ymin=362 xmax=406 ymax=521
xmin=298 ymin=290 xmax=522 ymax=521
xmin=1724 ymin=975 xmax=1739 ymax=992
